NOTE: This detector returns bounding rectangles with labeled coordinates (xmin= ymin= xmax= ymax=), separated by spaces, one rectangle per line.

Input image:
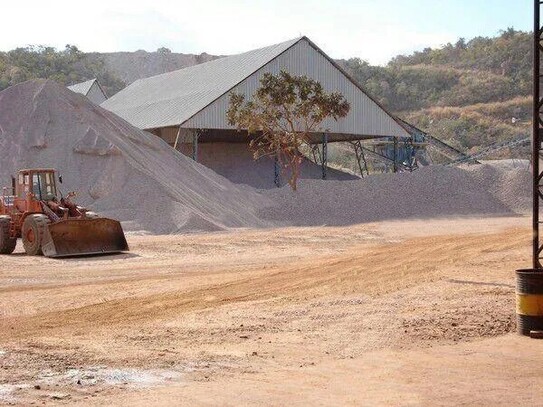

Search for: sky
xmin=0 ymin=0 xmax=533 ymax=65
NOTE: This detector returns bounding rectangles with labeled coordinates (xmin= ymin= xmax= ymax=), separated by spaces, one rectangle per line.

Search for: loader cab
xmin=17 ymin=169 xmax=58 ymax=201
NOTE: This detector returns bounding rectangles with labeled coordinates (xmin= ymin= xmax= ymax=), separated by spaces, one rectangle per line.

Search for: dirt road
xmin=1 ymin=216 xmax=541 ymax=405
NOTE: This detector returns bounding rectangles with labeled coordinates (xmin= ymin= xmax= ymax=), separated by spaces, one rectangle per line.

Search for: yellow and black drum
xmin=516 ymin=269 xmax=543 ymax=336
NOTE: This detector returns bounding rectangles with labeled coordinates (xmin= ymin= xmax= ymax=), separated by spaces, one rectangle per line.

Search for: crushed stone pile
xmin=0 ymin=80 xmax=532 ymax=235
xmin=462 ymin=159 xmax=531 ymax=215
xmin=0 ymin=80 xmax=272 ymax=234
xmin=259 ymin=162 xmax=531 ymax=227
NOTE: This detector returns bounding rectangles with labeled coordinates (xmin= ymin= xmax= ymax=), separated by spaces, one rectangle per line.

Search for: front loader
xmin=0 ymin=168 xmax=128 ymax=257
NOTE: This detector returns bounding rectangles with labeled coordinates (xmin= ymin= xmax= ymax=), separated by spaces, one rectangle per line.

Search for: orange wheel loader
xmin=0 ymin=169 xmax=128 ymax=257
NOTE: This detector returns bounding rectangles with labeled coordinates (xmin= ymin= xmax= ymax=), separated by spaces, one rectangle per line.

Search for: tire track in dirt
xmin=0 ymin=228 xmax=529 ymax=341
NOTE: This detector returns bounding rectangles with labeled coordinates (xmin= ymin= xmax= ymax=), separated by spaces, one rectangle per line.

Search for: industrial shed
xmin=68 ymin=78 xmax=108 ymax=105
xmin=102 ymin=37 xmax=411 ymax=188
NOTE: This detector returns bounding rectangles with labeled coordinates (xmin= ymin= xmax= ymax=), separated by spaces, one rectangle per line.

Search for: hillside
xmin=0 ymin=29 xmax=532 ymax=160
xmin=0 ymin=45 xmax=220 ymax=97
xmin=339 ymin=28 xmax=531 ymax=160
xmin=84 ymin=48 xmax=220 ymax=85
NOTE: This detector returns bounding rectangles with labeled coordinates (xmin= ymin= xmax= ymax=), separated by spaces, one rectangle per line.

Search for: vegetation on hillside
xmin=0 ymin=29 xmax=533 ymax=161
xmin=0 ymin=45 xmax=125 ymax=96
xmin=342 ymin=28 xmax=530 ymax=112
xmin=340 ymin=28 xmax=532 ymax=160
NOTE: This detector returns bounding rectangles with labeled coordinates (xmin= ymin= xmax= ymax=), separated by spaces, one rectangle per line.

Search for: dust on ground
xmin=1 ymin=215 xmax=541 ymax=406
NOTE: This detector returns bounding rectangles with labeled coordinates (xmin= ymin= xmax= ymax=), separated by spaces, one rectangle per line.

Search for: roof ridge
xmin=128 ymin=37 xmax=303 ymax=86
xmin=102 ymin=38 xmax=303 ymax=127
xmin=68 ymin=78 xmax=96 ymax=86
xmin=102 ymin=37 xmax=410 ymax=139
xmin=178 ymin=37 xmax=303 ymax=126
xmin=67 ymin=78 xmax=98 ymax=96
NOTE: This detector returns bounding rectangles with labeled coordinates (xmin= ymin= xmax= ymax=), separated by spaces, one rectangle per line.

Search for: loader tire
xmin=85 ymin=211 xmax=99 ymax=219
xmin=22 ymin=214 xmax=50 ymax=256
xmin=0 ymin=216 xmax=16 ymax=254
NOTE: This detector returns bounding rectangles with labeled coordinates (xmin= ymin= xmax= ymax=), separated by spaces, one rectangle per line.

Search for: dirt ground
xmin=1 ymin=215 xmax=542 ymax=406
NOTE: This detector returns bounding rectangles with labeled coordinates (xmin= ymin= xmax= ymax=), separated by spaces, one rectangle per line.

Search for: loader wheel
xmin=0 ymin=216 xmax=16 ymax=254
xmin=85 ymin=211 xmax=99 ymax=219
xmin=22 ymin=214 xmax=50 ymax=256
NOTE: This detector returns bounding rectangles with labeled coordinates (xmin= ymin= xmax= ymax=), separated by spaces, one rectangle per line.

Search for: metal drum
xmin=516 ymin=269 xmax=543 ymax=336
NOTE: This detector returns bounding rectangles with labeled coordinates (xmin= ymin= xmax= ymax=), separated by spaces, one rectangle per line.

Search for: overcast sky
xmin=0 ymin=0 xmax=532 ymax=65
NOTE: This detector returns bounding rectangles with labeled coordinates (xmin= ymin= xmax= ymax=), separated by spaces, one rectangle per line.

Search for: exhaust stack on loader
xmin=0 ymin=168 xmax=128 ymax=257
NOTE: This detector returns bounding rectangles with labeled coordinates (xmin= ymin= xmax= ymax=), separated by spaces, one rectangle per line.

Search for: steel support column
xmin=192 ymin=130 xmax=199 ymax=162
xmin=173 ymin=125 xmax=182 ymax=151
xmin=404 ymin=138 xmax=418 ymax=172
xmin=533 ymin=0 xmax=543 ymax=268
xmin=322 ymin=134 xmax=328 ymax=180
xmin=274 ymin=154 xmax=280 ymax=187
xmin=350 ymin=140 xmax=369 ymax=177
xmin=393 ymin=137 xmax=398 ymax=173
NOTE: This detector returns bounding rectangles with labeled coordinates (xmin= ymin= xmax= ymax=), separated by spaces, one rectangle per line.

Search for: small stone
xmin=34 ymin=385 xmax=41 ymax=390
xmin=50 ymin=393 xmax=70 ymax=400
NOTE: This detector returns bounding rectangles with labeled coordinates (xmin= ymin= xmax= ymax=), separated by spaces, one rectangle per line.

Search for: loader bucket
xmin=41 ymin=218 xmax=129 ymax=258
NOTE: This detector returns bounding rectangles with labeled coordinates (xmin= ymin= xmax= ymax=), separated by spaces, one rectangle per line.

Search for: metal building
xmin=101 ymin=37 xmax=412 ymax=187
xmin=68 ymin=79 xmax=108 ymax=105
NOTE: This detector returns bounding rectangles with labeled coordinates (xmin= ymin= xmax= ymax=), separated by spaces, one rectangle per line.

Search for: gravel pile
xmin=0 ymin=80 xmax=271 ymax=233
xmin=0 ymin=80 xmax=531 ymax=234
xmin=462 ymin=160 xmax=531 ymax=215
xmin=260 ymin=163 xmax=530 ymax=226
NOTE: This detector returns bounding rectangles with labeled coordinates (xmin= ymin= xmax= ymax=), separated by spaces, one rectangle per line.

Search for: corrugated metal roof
xmin=67 ymin=78 xmax=96 ymax=96
xmin=102 ymin=38 xmax=301 ymax=129
xmin=101 ymin=37 xmax=410 ymax=139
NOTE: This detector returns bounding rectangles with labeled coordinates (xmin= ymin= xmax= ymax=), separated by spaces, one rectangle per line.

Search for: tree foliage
xmin=227 ymin=71 xmax=350 ymax=190
xmin=342 ymin=28 xmax=531 ymax=112
xmin=0 ymin=45 xmax=125 ymax=95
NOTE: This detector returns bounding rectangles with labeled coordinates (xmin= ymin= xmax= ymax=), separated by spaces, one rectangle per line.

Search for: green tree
xmin=227 ymin=70 xmax=350 ymax=190
xmin=0 ymin=45 xmax=126 ymax=95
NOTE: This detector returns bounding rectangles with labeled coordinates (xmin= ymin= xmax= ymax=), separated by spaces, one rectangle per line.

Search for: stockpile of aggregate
xmin=0 ymin=79 xmax=272 ymax=234
xmin=0 ymin=80 xmax=532 ymax=234
xmin=259 ymin=161 xmax=531 ymax=226
xmin=462 ymin=159 xmax=531 ymax=215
